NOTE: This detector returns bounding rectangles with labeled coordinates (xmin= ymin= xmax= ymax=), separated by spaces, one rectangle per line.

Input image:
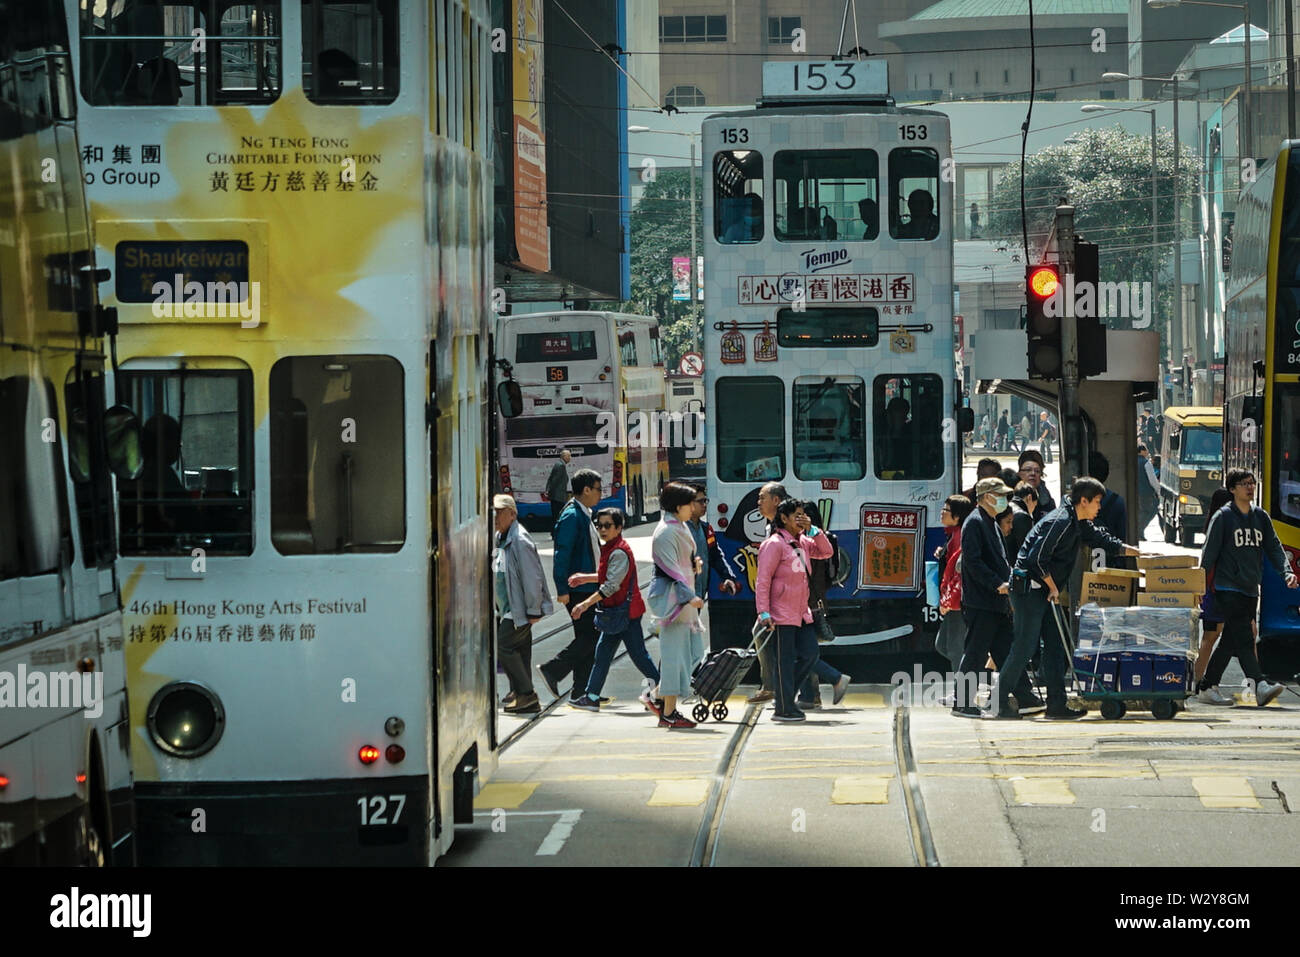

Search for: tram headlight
xmin=146 ymin=681 xmax=225 ymax=758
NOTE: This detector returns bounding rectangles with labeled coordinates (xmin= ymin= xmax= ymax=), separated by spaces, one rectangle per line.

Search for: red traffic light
xmin=1028 ymin=266 xmax=1060 ymax=299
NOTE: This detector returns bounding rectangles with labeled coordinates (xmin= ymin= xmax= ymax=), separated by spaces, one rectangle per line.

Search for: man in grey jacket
xmin=546 ymin=450 xmax=571 ymax=529
xmin=493 ymin=494 xmax=554 ymax=714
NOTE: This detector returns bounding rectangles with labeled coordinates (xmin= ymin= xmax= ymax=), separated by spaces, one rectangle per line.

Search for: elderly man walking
xmin=493 ymin=495 xmax=553 ymax=714
xmin=546 ymin=450 xmax=572 ymax=529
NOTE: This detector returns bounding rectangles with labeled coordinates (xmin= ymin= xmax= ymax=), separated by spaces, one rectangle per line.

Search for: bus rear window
xmin=777 ymin=307 xmax=878 ymax=347
xmin=117 ymin=368 xmax=254 ymax=555
xmin=715 ymin=376 xmax=784 ymax=482
xmin=516 ymin=331 xmax=598 ymax=363
xmin=505 ymin=414 xmax=599 ymax=442
xmin=873 ymin=374 xmax=943 ymax=480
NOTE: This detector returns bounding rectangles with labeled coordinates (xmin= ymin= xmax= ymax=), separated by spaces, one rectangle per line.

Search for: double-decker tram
xmin=496 ymin=310 xmax=669 ymax=526
xmin=0 ymin=0 xmax=141 ymax=865
xmin=703 ymin=59 xmax=961 ymax=658
xmin=1224 ymin=140 xmax=1300 ymax=671
xmin=71 ymin=0 xmax=497 ymax=863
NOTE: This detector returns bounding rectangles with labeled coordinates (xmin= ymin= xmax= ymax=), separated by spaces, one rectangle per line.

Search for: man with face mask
xmin=999 ymin=476 xmax=1140 ymax=719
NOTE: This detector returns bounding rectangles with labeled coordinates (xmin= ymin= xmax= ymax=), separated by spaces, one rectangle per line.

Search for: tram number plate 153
xmin=358 ymin=794 xmax=406 ymax=826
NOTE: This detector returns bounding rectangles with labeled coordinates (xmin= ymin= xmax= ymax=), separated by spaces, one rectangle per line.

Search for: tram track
xmin=893 ymin=700 xmax=940 ymax=867
xmin=689 ymin=702 xmax=760 ymax=867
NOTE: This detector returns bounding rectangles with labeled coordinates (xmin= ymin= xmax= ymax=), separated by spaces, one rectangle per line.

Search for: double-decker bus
xmin=496 ymin=311 xmax=669 ymax=526
xmin=0 ymin=0 xmax=140 ymax=865
xmin=665 ymin=371 xmax=705 ymax=480
xmin=1223 ymin=140 xmax=1300 ymax=671
xmin=71 ymin=0 xmax=497 ymax=863
xmin=703 ymin=59 xmax=963 ymax=658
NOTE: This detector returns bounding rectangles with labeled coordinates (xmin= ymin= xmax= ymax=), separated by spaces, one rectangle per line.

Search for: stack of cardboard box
xmin=1080 ymin=555 xmax=1205 ymax=610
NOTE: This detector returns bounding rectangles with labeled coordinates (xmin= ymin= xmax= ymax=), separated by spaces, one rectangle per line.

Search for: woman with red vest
xmin=567 ymin=508 xmax=659 ymax=711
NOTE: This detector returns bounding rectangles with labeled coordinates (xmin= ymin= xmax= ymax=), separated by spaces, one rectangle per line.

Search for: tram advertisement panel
xmin=858 ymin=505 xmax=925 ymax=591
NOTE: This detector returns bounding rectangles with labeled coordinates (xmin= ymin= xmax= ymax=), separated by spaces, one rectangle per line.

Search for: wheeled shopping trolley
xmin=688 ymin=627 xmax=771 ymax=723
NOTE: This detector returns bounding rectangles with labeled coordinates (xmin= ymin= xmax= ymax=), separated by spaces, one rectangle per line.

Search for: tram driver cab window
xmin=773 ymin=149 xmax=878 ymax=243
xmin=714 ymin=150 xmax=764 ymax=243
xmin=116 ymin=368 xmax=254 ymax=555
xmin=302 ymin=0 xmax=399 ymax=105
xmin=79 ymin=0 xmax=283 ymax=106
xmin=873 ymin=374 xmax=944 ymax=480
xmin=889 ymin=148 xmax=940 ymax=240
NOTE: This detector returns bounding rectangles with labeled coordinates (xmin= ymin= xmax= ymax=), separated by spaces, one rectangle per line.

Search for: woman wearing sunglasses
xmin=567 ymin=508 xmax=660 ymax=711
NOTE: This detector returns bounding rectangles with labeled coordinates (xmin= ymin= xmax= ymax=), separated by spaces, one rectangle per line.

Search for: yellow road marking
xmin=1192 ymin=777 xmax=1260 ymax=809
xmin=474 ymin=782 xmax=540 ymax=809
xmin=500 ymin=752 xmax=714 ymax=765
xmin=840 ymin=693 xmax=886 ymax=708
xmin=831 ymin=775 xmax=892 ymax=804
xmin=647 ymin=779 xmax=710 ymax=806
xmin=746 ymin=760 xmax=893 ymax=771
xmin=1011 ymin=778 xmax=1076 ymax=804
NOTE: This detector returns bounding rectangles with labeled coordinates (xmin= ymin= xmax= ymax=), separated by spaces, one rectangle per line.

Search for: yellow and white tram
xmin=70 ymin=0 xmax=496 ymax=864
xmin=1 ymin=0 xmax=141 ymax=865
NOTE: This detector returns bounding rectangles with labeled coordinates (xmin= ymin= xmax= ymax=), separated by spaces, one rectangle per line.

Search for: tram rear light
xmin=0 ymin=775 xmax=8 ymax=790
xmin=716 ymin=503 xmax=728 ymax=514
xmin=604 ymin=366 xmax=611 ymax=373
xmin=385 ymin=745 xmax=406 ymax=764
xmin=75 ymin=772 xmax=86 ymax=785
xmin=358 ymin=745 xmax=381 ymax=765
xmin=717 ymin=517 xmax=728 ymax=529
xmin=599 ymin=374 xmax=607 ymax=381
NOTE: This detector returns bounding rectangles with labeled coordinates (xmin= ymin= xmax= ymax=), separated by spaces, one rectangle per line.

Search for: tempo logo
xmin=151 ymin=273 xmax=261 ymax=328
xmin=0 ymin=667 xmax=103 ymax=719
xmin=49 ymin=887 xmax=151 ymax=938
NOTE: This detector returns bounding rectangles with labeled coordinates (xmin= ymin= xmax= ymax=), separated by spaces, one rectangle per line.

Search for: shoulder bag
xmin=790 ymin=537 xmax=835 ymax=644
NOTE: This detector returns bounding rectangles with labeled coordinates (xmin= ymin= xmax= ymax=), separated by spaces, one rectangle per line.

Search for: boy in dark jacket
xmin=1197 ymin=468 xmax=1299 ymax=706
xmin=999 ymin=477 xmax=1139 ymax=719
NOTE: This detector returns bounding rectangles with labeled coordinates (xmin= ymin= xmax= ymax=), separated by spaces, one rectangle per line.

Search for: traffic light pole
xmin=1056 ymin=203 xmax=1085 ymax=487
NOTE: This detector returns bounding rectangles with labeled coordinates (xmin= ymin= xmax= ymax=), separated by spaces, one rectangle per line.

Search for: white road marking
xmin=536 ymin=809 xmax=583 ymax=856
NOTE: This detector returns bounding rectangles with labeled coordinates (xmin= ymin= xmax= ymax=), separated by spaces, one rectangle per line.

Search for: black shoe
xmin=951 ymin=706 xmax=982 ymax=718
xmin=1045 ymin=704 xmax=1088 ymax=720
xmin=995 ymin=706 xmax=1022 ymax=720
xmin=1017 ymin=693 xmax=1047 ymax=715
xmin=537 ymin=662 xmax=561 ymax=698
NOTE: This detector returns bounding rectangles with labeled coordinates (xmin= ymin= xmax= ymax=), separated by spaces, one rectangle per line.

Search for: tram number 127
xmin=358 ymin=794 xmax=407 ymax=826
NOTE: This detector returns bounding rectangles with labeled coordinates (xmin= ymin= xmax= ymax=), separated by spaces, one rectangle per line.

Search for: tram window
xmin=117 ymin=369 xmax=253 ymax=555
xmin=0 ymin=377 xmax=72 ymax=582
xmin=79 ymin=1 xmax=282 ymax=106
xmin=773 ymin=150 xmax=878 ymax=243
xmin=715 ymin=150 xmax=764 ymax=243
xmin=64 ymin=370 xmax=117 ymax=569
xmin=794 ymin=377 xmax=865 ymax=481
xmin=302 ymin=0 xmax=399 ymax=105
xmin=889 ymin=148 xmax=940 ymax=241
xmin=872 ymin=374 xmax=944 ymax=480
xmin=716 ymin=376 xmax=784 ymax=483
xmin=270 ymin=356 xmax=405 ymax=555
xmin=1274 ymin=384 xmax=1300 ymax=524
xmin=777 ymin=307 xmax=878 ymax=348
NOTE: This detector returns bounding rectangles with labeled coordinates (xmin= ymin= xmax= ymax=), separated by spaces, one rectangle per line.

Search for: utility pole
xmin=689 ymin=137 xmax=699 ymax=353
xmin=1056 ymin=203 xmax=1085 ymax=488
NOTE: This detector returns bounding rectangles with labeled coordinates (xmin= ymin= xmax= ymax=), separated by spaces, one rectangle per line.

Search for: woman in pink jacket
xmin=754 ymin=499 xmax=834 ymax=722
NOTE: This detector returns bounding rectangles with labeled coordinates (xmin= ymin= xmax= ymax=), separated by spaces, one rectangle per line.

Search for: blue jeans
xmin=799 ymin=658 xmax=842 ymax=702
xmin=585 ymin=617 xmax=659 ymax=697
xmin=1001 ymin=586 xmax=1068 ymax=709
xmin=774 ymin=623 xmax=819 ymax=716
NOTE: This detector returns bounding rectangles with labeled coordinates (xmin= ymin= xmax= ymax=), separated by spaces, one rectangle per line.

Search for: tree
xmin=595 ymin=167 xmax=701 ymax=369
xmin=984 ymin=126 xmax=1201 ymax=336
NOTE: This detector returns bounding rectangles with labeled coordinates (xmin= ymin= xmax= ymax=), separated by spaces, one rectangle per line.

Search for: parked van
xmin=1158 ymin=406 xmax=1223 ymax=547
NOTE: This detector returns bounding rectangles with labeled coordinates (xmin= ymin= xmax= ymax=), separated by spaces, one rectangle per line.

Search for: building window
xmin=270 ymin=355 xmax=405 ymax=555
xmin=665 ymin=84 xmax=706 ymax=107
xmin=117 ymin=368 xmax=254 ymax=555
xmin=767 ymin=16 xmax=800 ymax=44
xmin=80 ymin=1 xmax=282 ymax=106
xmin=715 ymin=149 xmax=764 ymax=243
xmin=1003 ymin=69 xmax=1009 ymax=84
xmin=659 ymin=15 xmax=726 ymax=43
xmin=302 ymin=0 xmax=399 ymax=105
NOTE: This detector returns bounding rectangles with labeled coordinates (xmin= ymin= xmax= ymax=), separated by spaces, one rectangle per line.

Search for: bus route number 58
xmin=358 ymin=794 xmax=406 ymax=826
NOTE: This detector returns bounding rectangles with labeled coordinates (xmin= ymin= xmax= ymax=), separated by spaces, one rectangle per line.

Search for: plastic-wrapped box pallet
xmin=1075 ymin=604 xmax=1196 ymax=658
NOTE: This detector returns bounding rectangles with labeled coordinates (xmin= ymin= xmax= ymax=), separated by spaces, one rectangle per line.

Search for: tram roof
xmin=707 ymin=103 xmax=948 ymax=121
xmin=1162 ymin=406 xmax=1222 ymax=427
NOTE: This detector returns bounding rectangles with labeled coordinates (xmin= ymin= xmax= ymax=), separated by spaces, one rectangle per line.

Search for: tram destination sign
xmin=761 ymin=60 xmax=888 ymax=99
xmin=115 ymin=240 xmax=250 ymax=302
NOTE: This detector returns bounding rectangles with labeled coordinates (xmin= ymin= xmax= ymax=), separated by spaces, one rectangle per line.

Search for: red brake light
xmin=385 ymin=745 xmax=406 ymax=764
xmin=716 ymin=503 xmax=728 ymax=514
xmin=358 ymin=746 xmax=381 ymax=765
xmin=717 ymin=517 xmax=728 ymax=529
xmin=0 ymin=775 xmax=8 ymax=790
xmin=75 ymin=772 xmax=87 ymax=785
xmin=1028 ymin=266 xmax=1059 ymax=299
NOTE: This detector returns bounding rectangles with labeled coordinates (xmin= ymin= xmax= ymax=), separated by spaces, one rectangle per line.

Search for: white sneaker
xmin=937 ymin=694 xmax=956 ymax=708
xmin=832 ymin=674 xmax=851 ymax=705
xmin=1196 ymin=686 xmax=1234 ymax=706
xmin=1256 ymin=680 xmax=1285 ymax=707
